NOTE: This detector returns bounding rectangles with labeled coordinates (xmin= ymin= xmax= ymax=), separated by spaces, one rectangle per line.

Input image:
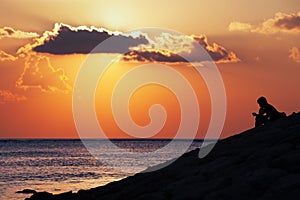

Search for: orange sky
xmin=0 ymin=1 xmax=299 ymax=139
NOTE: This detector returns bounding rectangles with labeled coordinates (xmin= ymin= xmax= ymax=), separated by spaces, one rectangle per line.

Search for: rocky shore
xmin=26 ymin=112 xmax=300 ymax=200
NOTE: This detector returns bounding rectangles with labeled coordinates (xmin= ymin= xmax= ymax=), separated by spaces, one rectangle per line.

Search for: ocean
xmin=0 ymin=139 xmax=206 ymax=200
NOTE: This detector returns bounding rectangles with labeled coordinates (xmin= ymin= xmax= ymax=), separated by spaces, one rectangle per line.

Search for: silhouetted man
xmin=252 ymin=96 xmax=286 ymax=127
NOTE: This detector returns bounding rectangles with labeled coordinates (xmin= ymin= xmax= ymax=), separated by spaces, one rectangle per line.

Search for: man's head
xmin=257 ymin=96 xmax=268 ymax=107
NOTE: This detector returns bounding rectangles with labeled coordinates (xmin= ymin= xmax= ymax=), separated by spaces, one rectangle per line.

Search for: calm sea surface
xmin=0 ymin=139 xmax=205 ymax=200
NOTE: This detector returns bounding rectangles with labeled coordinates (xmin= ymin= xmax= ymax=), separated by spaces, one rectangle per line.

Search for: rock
xmin=16 ymin=189 xmax=37 ymax=194
xmin=25 ymin=192 xmax=53 ymax=200
xmin=260 ymin=174 xmax=300 ymax=200
xmin=26 ymin=112 xmax=300 ymax=200
xmin=26 ymin=191 xmax=73 ymax=200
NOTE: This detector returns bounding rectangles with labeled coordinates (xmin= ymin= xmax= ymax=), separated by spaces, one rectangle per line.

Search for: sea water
xmin=0 ymin=139 xmax=205 ymax=200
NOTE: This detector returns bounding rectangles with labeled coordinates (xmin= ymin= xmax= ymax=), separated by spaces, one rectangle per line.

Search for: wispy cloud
xmin=0 ymin=27 xmax=39 ymax=39
xmin=0 ymin=90 xmax=26 ymax=104
xmin=228 ymin=22 xmax=253 ymax=32
xmin=289 ymin=47 xmax=300 ymax=63
xmin=0 ymin=50 xmax=17 ymax=61
xmin=15 ymin=52 xmax=71 ymax=93
xmin=229 ymin=12 xmax=300 ymax=34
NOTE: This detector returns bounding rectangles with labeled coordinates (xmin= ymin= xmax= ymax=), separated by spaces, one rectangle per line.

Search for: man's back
xmin=264 ymin=103 xmax=284 ymax=121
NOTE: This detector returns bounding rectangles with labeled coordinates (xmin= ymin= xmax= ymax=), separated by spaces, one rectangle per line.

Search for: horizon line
xmin=0 ymin=138 xmax=219 ymax=141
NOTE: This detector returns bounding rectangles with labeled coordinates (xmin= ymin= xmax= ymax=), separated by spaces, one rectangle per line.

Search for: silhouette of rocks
xmin=27 ymin=191 xmax=72 ymax=200
xmin=26 ymin=112 xmax=300 ymax=200
xmin=16 ymin=189 xmax=37 ymax=194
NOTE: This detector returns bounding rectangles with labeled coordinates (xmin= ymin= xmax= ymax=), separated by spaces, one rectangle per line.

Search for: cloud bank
xmin=3 ymin=23 xmax=239 ymax=95
xmin=17 ymin=23 xmax=239 ymax=63
xmin=229 ymin=12 xmax=300 ymax=34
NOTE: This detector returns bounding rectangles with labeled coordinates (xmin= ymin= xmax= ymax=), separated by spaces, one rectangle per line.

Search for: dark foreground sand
xmin=26 ymin=113 xmax=300 ymax=200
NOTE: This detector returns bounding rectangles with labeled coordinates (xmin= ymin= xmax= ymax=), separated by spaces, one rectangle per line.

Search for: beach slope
xmin=27 ymin=113 xmax=300 ymax=200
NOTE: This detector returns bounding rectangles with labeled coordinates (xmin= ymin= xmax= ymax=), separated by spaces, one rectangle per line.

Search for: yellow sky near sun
xmin=1 ymin=0 xmax=299 ymax=35
xmin=93 ymin=61 xmax=211 ymax=139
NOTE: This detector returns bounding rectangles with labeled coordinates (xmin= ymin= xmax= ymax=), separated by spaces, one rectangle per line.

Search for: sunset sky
xmin=0 ymin=0 xmax=299 ymax=139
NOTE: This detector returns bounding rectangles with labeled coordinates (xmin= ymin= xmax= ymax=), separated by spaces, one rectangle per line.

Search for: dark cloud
xmin=274 ymin=14 xmax=300 ymax=30
xmin=192 ymin=35 xmax=240 ymax=63
xmin=123 ymin=50 xmax=186 ymax=62
xmin=33 ymin=23 xmax=149 ymax=54
xmin=123 ymin=35 xmax=240 ymax=63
